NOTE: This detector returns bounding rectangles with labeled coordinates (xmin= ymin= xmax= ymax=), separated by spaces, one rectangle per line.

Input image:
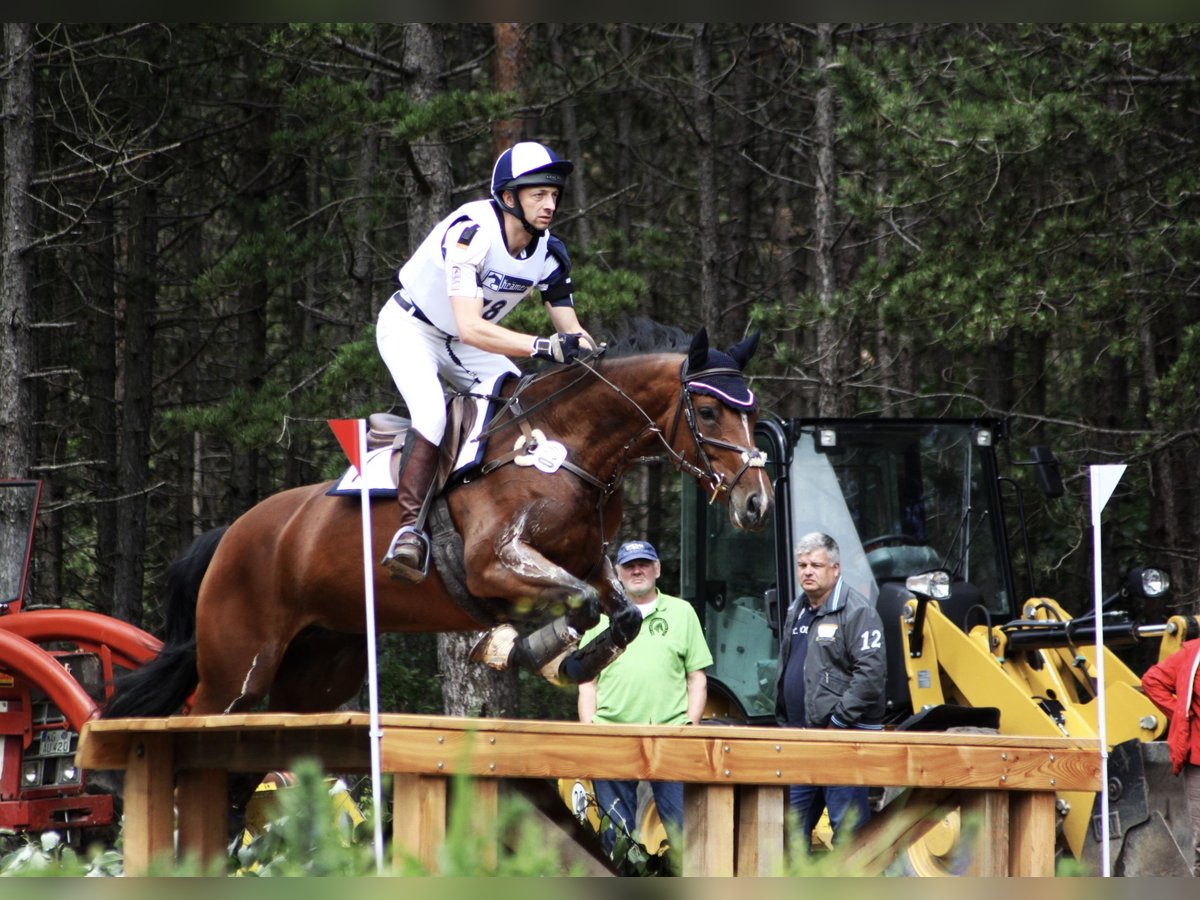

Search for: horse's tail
xmin=100 ymin=525 xmax=228 ymax=719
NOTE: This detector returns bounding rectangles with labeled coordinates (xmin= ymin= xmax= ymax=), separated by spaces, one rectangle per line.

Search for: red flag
xmin=328 ymin=419 xmax=363 ymax=474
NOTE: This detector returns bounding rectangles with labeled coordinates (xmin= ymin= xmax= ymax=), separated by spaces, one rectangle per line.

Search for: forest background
xmin=1 ymin=22 xmax=1197 ymax=718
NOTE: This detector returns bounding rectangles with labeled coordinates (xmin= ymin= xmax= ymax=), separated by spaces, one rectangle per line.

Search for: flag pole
xmin=356 ymin=418 xmax=386 ymax=874
xmin=1090 ymin=463 xmax=1126 ymax=879
xmin=329 ymin=418 xmax=385 ymax=873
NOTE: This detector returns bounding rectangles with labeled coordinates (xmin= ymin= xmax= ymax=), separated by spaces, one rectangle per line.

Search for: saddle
xmin=365 ymin=389 xmax=476 ymax=497
xmin=329 ymin=374 xmax=513 ymax=500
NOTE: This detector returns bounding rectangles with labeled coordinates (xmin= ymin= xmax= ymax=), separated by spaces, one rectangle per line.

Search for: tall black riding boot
xmin=382 ymin=432 xmax=439 ymax=583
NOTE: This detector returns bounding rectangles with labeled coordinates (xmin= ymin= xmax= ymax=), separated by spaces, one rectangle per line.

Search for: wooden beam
xmin=735 ymin=785 xmax=784 ymax=876
xmin=393 ymin=773 xmax=446 ymax=872
xmin=682 ymin=783 xmax=734 ymax=876
xmin=469 ymin=778 xmax=499 ymax=871
xmin=1009 ymin=791 xmax=1057 ymax=876
xmin=840 ymin=788 xmax=957 ymax=875
xmin=121 ymin=732 xmax=174 ymax=876
xmin=81 ymin=714 xmax=1100 ymax=792
xmin=176 ymin=767 xmax=228 ymax=873
xmin=962 ymin=790 xmax=1010 ymax=876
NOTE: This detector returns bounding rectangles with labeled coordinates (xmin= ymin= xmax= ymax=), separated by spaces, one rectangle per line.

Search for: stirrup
xmin=382 ymin=526 xmax=431 ymax=582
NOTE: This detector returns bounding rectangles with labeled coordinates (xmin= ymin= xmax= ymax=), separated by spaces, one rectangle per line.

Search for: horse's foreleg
xmin=467 ymin=530 xmax=642 ymax=684
xmin=591 ymin=556 xmax=641 ymax=649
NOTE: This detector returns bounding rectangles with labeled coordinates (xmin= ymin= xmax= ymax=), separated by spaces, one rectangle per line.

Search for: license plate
xmin=38 ymin=728 xmax=73 ymax=756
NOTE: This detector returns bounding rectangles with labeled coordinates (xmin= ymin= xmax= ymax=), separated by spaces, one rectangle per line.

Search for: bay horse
xmin=103 ymin=326 xmax=772 ymax=720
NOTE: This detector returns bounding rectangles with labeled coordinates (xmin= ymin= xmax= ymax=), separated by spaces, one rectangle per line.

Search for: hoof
xmin=469 ymin=624 xmax=519 ymax=670
xmin=538 ymin=649 xmax=575 ymax=686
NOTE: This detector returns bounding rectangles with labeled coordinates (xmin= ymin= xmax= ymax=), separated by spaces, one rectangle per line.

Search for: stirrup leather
xmin=382 ymin=526 xmax=431 ymax=580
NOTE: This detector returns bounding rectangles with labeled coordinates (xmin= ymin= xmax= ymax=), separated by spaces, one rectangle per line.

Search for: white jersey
xmin=396 ymin=199 xmax=574 ymax=336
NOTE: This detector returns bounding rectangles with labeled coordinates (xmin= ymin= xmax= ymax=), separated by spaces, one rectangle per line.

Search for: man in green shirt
xmin=577 ymin=539 xmax=712 ymax=853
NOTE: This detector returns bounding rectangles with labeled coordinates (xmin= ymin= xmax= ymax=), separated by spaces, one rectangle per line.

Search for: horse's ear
xmin=727 ymin=330 xmax=760 ymax=370
xmin=687 ymin=327 xmax=710 ymax=373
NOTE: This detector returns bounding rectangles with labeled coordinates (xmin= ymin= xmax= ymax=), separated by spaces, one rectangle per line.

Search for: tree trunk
xmin=550 ymin=24 xmax=591 ymax=250
xmin=812 ymin=23 xmax=849 ymax=417
xmin=691 ymin=23 xmax=719 ymax=335
xmin=351 ymin=37 xmax=382 ymax=327
xmin=112 ymin=175 xmax=157 ymax=627
xmin=1 ymin=24 xmax=37 ymax=602
xmin=403 ymin=24 xmax=454 ymax=245
xmin=88 ymin=199 xmax=119 ymax=614
xmin=430 ymin=25 xmax=525 ymax=717
xmin=492 ymin=23 xmax=526 ymax=154
xmin=1 ymin=23 xmax=35 ymax=480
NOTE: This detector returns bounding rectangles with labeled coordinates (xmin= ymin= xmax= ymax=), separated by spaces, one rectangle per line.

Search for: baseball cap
xmin=616 ymin=540 xmax=659 ymax=566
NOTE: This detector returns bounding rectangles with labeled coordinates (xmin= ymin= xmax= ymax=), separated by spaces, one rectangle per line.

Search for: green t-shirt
xmin=579 ymin=591 xmax=713 ymax=725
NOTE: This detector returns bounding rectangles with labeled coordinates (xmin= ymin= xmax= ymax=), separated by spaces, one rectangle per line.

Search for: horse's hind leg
xmin=268 ymin=630 xmax=368 ymax=713
xmin=190 ymin=635 xmax=292 ymax=715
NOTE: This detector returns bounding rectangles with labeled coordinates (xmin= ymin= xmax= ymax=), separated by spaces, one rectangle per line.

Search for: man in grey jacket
xmin=774 ymin=531 xmax=886 ymax=850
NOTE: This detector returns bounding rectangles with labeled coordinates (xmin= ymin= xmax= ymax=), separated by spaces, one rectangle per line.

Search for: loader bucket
xmin=1079 ymin=738 xmax=1192 ymax=876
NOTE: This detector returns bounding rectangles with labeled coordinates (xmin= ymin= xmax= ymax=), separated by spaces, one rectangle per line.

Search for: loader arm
xmin=900 ymin=594 xmax=1164 ymax=861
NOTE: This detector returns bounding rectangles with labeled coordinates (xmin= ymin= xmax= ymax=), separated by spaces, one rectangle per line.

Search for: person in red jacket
xmin=1141 ymin=638 xmax=1200 ymax=876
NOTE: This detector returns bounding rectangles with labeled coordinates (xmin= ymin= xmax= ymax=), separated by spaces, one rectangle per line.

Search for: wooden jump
xmin=76 ymin=713 xmax=1101 ymax=876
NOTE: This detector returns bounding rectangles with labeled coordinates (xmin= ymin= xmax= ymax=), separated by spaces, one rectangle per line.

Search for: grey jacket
xmin=774 ymin=577 xmax=887 ymax=727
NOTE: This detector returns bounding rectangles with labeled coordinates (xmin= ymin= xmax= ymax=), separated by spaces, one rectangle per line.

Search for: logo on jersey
xmin=481 ymin=270 xmax=533 ymax=294
xmin=647 ymin=618 xmax=668 ymax=637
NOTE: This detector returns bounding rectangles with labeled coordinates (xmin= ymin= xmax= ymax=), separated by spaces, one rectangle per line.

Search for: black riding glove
xmin=530 ymin=332 xmax=583 ymax=364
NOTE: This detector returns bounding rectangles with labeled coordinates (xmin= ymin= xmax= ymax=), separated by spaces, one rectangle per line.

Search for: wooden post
xmin=469 ymin=778 xmax=500 ymax=871
xmin=1009 ymin=791 xmax=1057 ymax=876
xmin=393 ymin=773 xmax=447 ymax=872
xmin=962 ymin=790 xmax=1010 ymax=876
xmin=682 ymin=783 xmax=734 ymax=876
xmin=176 ymin=767 xmax=229 ymax=873
xmin=121 ymin=732 xmax=174 ymax=876
xmin=735 ymin=784 xmax=784 ymax=876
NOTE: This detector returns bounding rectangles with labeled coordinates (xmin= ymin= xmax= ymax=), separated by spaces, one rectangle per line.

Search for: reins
xmin=469 ymin=348 xmax=765 ymax=506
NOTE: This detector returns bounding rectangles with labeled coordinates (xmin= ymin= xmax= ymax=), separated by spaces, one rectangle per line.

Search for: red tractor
xmin=0 ymin=479 xmax=161 ymax=844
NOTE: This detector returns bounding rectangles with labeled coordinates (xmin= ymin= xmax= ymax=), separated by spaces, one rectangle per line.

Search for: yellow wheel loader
xmin=669 ymin=416 xmax=1194 ymax=875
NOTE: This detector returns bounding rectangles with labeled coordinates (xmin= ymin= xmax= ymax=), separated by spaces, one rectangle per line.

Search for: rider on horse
xmin=376 ymin=141 xmax=596 ymax=583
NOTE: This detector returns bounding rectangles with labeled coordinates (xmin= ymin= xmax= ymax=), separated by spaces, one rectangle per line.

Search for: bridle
xmin=666 ymin=360 xmax=768 ymax=503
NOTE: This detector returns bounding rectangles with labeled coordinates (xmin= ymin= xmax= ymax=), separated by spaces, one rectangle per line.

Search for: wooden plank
xmin=393 ymin=773 xmax=446 ymax=872
xmin=735 ymin=784 xmax=784 ymax=876
xmin=962 ymin=790 xmax=1009 ymax=876
xmin=841 ymin=788 xmax=957 ymax=875
xmin=90 ymin=719 xmax=1099 ymax=791
xmin=85 ymin=711 xmax=1104 ymax=753
xmin=176 ymin=767 xmax=228 ymax=873
xmin=499 ymin=792 xmax=614 ymax=878
xmin=1009 ymin=791 xmax=1057 ymax=876
xmin=83 ymin=714 xmax=1101 ymax=791
xmin=121 ymin=733 xmax=175 ymax=877
xmin=682 ymin=783 xmax=734 ymax=876
xmin=379 ymin=727 xmax=1100 ymax=791
xmin=469 ymin=778 xmax=499 ymax=871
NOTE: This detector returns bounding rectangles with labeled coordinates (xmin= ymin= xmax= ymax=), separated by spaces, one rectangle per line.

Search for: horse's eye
xmin=698 ymin=406 xmax=718 ymax=423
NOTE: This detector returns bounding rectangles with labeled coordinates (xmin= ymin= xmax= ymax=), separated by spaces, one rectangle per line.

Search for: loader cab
xmin=681 ymin=417 xmax=1019 ymax=723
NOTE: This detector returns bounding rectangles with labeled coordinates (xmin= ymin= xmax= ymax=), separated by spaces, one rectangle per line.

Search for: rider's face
xmin=515 ymin=185 xmax=559 ymax=230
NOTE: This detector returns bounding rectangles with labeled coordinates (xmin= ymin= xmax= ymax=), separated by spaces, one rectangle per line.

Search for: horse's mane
xmin=596 ymin=317 xmax=692 ymax=358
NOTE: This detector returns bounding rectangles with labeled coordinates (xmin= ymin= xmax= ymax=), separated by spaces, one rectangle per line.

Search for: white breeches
xmin=376 ymin=297 xmax=519 ymax=444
